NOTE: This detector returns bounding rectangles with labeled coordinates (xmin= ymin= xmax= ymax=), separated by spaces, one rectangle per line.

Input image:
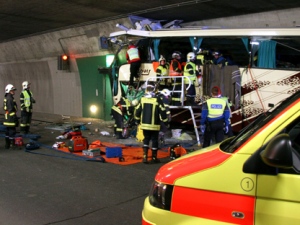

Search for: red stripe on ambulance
xmin=172 ymin=187 xmax=255 ymax=224
xmin=155 ymin=149 xmax=231 ymax=184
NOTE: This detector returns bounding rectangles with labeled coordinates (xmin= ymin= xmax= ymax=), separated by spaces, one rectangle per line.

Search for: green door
xmin=76 ymin=56 xmax=113 ymax=120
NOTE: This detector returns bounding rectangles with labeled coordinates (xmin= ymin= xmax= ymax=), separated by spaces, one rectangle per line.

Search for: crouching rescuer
xmin=134 ymin=85 xmax=168 ymax=164
xmin=3 ymin=84 xmax=18 ymax=149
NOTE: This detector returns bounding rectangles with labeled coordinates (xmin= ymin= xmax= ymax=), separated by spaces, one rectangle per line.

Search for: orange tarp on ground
xmin=56 ymin=141 xmax=170 ymax=165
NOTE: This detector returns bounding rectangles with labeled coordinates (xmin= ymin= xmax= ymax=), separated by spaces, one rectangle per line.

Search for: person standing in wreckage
xmin=126 ymin=41 xmax=141 ymax=88
xmin=183 ymin=52 xmax=199 ymax=105
xmin=156 ymin=55 xmax=171 ymax=90
xmin=134 ymin=85 xmax=168 ymax=164
xmin=169 ymin=51 xmax=185 ymax=106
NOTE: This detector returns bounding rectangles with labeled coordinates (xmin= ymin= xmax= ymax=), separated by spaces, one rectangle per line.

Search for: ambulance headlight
xmin=149 ymin=181 xmax=173 ymax=210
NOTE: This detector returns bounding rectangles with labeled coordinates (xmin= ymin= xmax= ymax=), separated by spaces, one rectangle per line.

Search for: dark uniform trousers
xmin=202 ymin=119 xmax=224 ymax=147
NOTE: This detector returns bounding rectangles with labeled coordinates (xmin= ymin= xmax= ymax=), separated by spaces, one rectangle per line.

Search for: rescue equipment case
xmin=68 ymin=136 xmax=88 ymax=152
xmin=15 ymin=137 xmax=24 ymax=146
xmin=106 ymin=147 xmax=122 ymax=158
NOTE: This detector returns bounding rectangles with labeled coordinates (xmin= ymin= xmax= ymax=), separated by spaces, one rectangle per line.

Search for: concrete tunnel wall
xmin=0 ymin=8 xmax=299 ymax=119
xmin=0 ymin=18 xmax=132 ymax=119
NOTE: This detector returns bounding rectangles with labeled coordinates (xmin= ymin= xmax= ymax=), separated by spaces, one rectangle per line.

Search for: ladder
xmin=145 ymin=76 xmax=202 ymax=146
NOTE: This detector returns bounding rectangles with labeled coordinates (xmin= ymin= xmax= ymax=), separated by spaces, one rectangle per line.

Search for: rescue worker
xmin=126 ymin=42 xmax=141 ymax=87
xmin=156 ymin=89 xmax=172 ymax=145
xmin=3 ymin=84 xmax=18 ymax=149
xmin=111 ymin=97 xmax=132 ymax=139
xmin=170 ymin=51 xmax=184 ymax=105
xmin=20 ymin=81 xmax=35 ymax=134
xmin=134 ymin=85 xmax=168 ymax=164
xmin=212 ymin=51 xmax=227 ymax=68
xmin=200 ymin=86 xmax=230 ymax=148
xmin=196 ymin=49 xmax=204 ymax=66
xmin=156 ymin=55 xmax=170 ymax=90
xmin=183 ymin=52 xmax=199 ymax=105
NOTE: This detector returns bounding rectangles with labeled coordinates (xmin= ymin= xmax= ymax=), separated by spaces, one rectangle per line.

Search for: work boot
xmin=116 ymin=132 xmax=125 ymax=139
xmin=142 ymin=147 xmax=149 ymax=164
xmin=20 ymin=127 xmax=26 ymax=135
xmin=5 ymin=137 xmax=10 ymax=149
xmin=10 ymin=138 xmax=17 ymax=150
xmin=150 ymin=149 xmax=160 ymax=164
xmin=25 ymin=126 xmax=30 ymax=134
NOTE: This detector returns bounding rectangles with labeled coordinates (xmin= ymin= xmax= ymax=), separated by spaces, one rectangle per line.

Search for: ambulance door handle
xmin=232 ymin=211 xmax=244 ymax=219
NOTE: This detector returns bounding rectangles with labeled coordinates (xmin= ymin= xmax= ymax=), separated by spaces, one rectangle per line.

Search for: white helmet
xmin=5 ymin=84 xmax=16 ymax=93
xmin=187 ymin=52 xmax=196 ymax=62
xmin=160 ymin=89 xmax=171 ymax=97
xmin=159 ymin=55 xmax=166 ymax=63
xmin=172 ymin=51 xmax=181 ymax=59
xmin=131 ymin=99 xmax=139 ymax=106
xmin=22 ymin=81 xmax=30 ymax=90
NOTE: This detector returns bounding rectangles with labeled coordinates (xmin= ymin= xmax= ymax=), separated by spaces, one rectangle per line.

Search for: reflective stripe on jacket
xmin=134 ymin=96 xmax=168 ymax=131
xmin=183 ymin=62 xmax=197 ymax=84
xmin=3 ymin=94 xmax=17 ymax=127
xmin=20 ymin=90 xmax=33 ymax=109
xmin=127 ymin=47 xmax=140 ymax=63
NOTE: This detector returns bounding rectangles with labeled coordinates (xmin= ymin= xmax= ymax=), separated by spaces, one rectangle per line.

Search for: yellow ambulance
xmin=142 ymin=90 xmax=300 ymax=225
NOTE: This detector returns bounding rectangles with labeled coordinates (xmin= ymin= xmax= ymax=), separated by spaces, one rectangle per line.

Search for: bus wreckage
xmin=102 ymin=23 xmax=300 ymax=145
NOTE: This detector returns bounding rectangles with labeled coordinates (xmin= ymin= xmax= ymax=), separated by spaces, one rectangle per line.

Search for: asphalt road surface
xmin=0 ymin=116 xmax=168 ymax=225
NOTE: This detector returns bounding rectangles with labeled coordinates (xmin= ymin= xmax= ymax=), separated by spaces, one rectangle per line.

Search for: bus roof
xmin=110 ymin=27 xmax=300 ymax=38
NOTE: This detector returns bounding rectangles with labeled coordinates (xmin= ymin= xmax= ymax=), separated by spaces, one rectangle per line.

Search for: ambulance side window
xmin=278 ymin=118 xmax=300 ymax=175
xmin=243 ymin=116 xmax=300 ymax=175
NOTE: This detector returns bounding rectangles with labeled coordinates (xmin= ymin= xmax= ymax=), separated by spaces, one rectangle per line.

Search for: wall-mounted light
xmin=57 ymin=54 xmax=70 ymax=70
xmin=90 ymin=105 xmax=98 ymax=114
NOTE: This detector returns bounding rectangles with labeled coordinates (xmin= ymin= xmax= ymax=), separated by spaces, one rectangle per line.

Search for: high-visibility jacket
xmin=196 ymin=54 xmax=205 ymax=65
xmin=169 ymin=59 xmax=183 ymax=77
xmin=156 ymin=65 xmax=169 ymax=85
xmin=200 ymin=97 xmax=230 ymax=126
xmin=3 ymin=93 xmax=18 ymax=127
xmin=126 ymin=45 xmax=141 ymax=63
xmin=134 ymin=95 xmax=168 ymax=131
xmin=111 ymin=97 xmax=132 ymax=117
xmin=20 ymin=89 xmax=33 ymax=112
xmin=183 ymin=62 xmax=197 ymax=85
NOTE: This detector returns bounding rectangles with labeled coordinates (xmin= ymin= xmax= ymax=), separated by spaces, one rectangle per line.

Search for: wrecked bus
xmin=107 ymin=27 xmax=300 ymax=140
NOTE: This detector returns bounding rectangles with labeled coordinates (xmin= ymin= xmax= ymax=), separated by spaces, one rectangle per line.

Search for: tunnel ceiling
xmin=0 ymin=0 xmax=299 ymax=43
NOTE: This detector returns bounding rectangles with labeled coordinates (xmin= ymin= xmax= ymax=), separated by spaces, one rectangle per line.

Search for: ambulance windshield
xmin=221 ymin=92 xmax=300 ymax=153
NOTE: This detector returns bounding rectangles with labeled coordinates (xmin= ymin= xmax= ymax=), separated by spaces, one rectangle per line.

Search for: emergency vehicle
xmin=108 ymin=27 xmax=300 ymax=141
xmin=142 ymin=89 xmax=300 ymax=224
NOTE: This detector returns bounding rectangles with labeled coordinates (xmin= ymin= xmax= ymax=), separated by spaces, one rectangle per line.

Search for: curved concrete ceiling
xmin=0 ymin=0 xmax=299 ymax=42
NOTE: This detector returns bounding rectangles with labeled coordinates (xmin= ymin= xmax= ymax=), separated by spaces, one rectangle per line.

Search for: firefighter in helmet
xmin=183 ymin=52 xmax=199 ymax=105
xmin=3 ymin=84 xmax=18 ymax=149
xmin=156 ymin=55 xmax=170 ymax=90
xmin=20 ymin=81 xmax=36 ymax=134
xmin=134 ymin=85 xmax=168 ymax=163
xmin=111 ymin=97 xmax=132 ymax=139
xmin=170 ymin=51 xmax=184 ymax=105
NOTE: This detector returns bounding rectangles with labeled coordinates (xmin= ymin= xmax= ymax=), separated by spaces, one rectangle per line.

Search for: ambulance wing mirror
xmin=260 ymin=134 xmax=294 ymax=169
